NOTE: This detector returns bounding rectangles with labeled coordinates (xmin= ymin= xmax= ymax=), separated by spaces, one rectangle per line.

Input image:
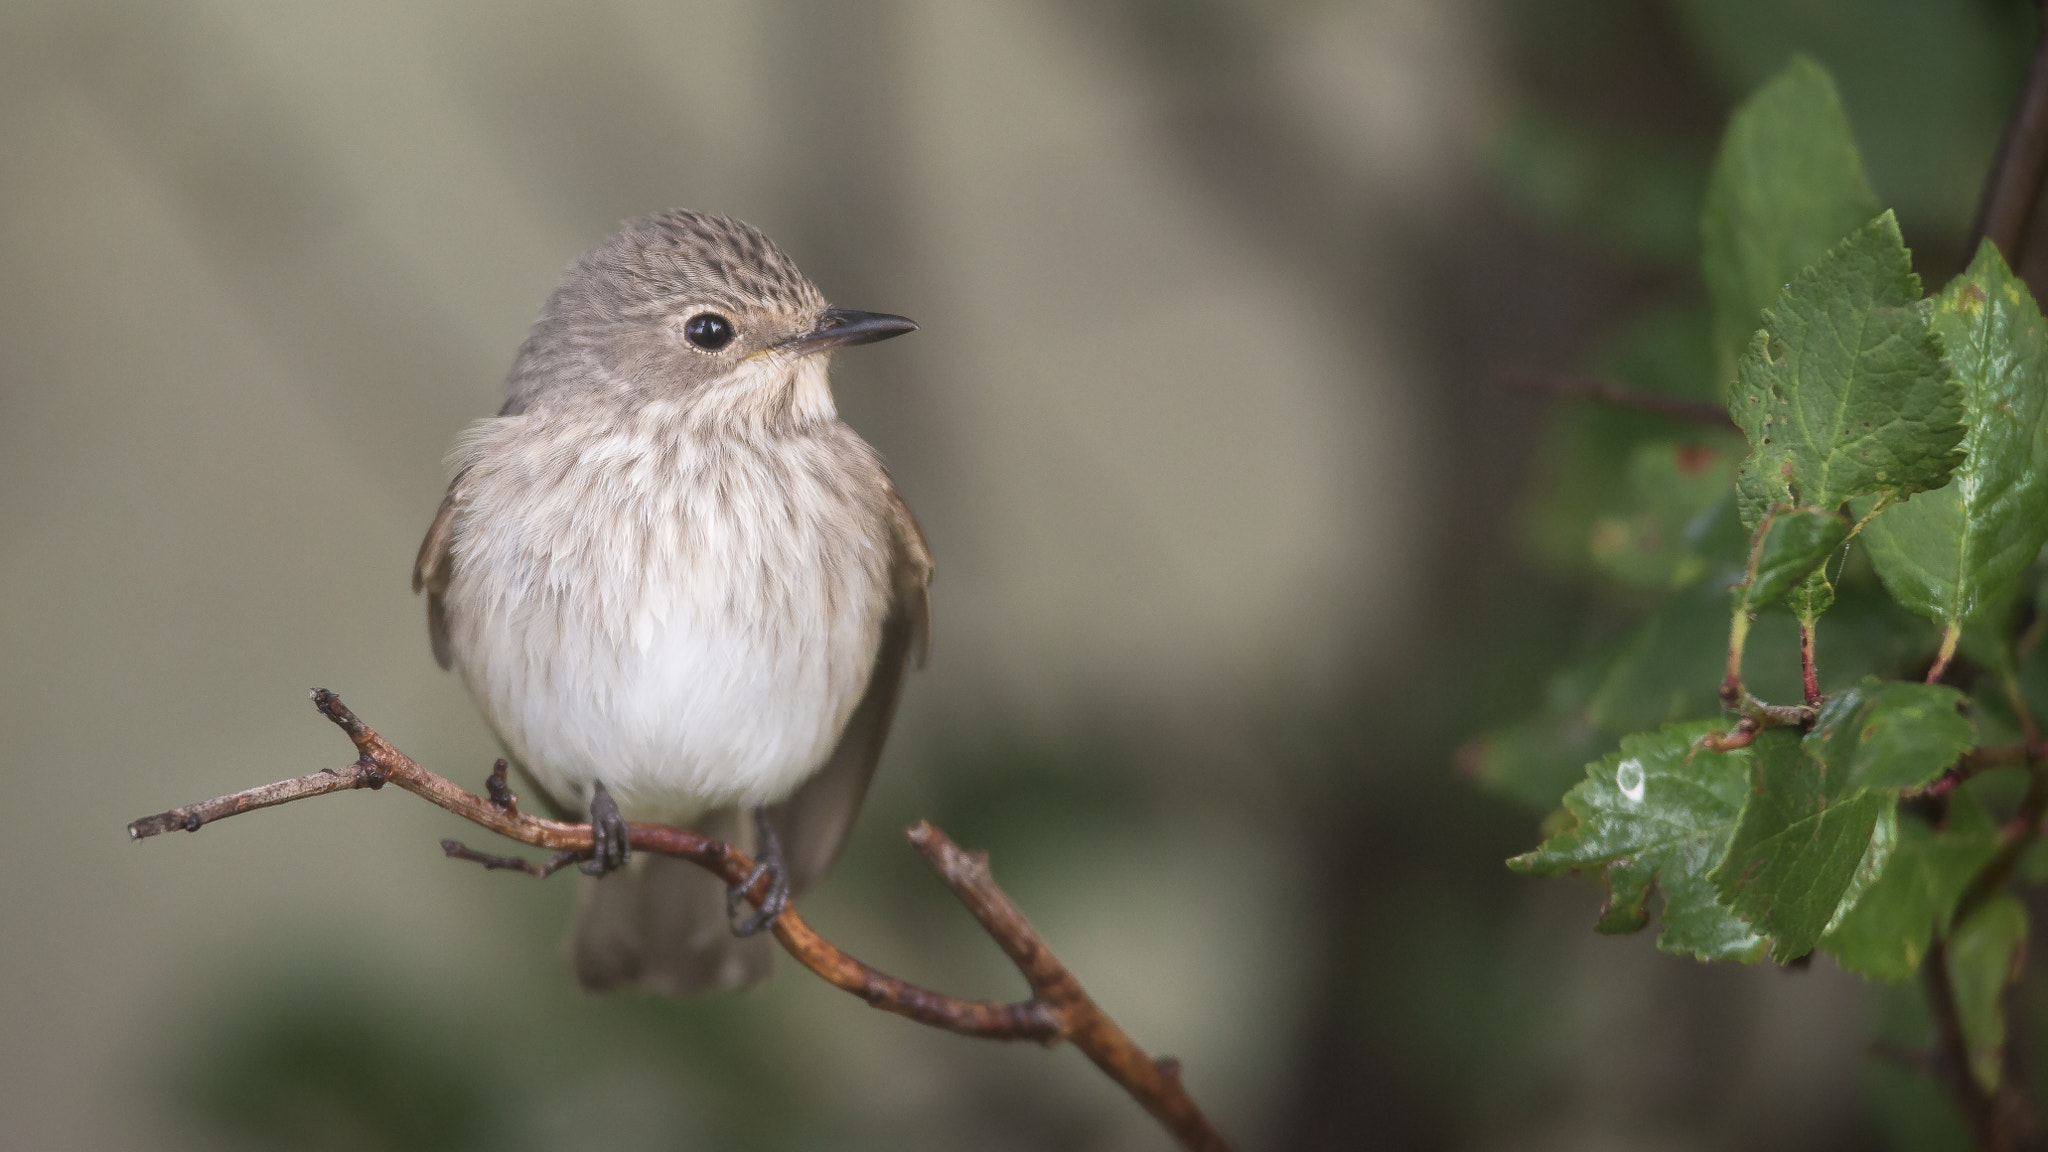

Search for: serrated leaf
xmin=1729 ymin=212 xmax=1965 ymax=530
xmin=1862 ymin=243 xmax=2048 ymax=630
xmin=1711 ymin=728 xmax=1895 ymax=961
xmin=1807 ymin=677 xmax=1974 ymax=792
xmin=1701 ymin=56 xmax=1881 ymax=380
xmin=1824 ymin=791 xmax=1998 ymax=980
xmin=1733 ymin=506 xmax=1850 ymax=612
xmin=1823 ymin=801 xmax=1898 ymax=938
xmin=1510 ymin=722 xmax=1766 ymax=962
xmin=1950 ymin=895 xmax=2027 ymax=1091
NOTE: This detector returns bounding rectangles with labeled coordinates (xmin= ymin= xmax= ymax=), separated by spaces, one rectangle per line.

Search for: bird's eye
xmin=683 ymin=312 xmax=735 ymax=351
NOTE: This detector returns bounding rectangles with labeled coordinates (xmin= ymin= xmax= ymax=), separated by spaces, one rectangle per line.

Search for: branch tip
xmin=310 ymin=688 xmax=368 ymax=739
xmin=128 ymin=699 xmax=1235 ymax=1151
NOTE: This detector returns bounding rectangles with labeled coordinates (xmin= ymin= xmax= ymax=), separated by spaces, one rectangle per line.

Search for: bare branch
xmin=1498 ymin=366 xmax=1739 ymax=432
xmin=909 ymin=824 xmax=1227 ymax=1152
xmin=127 ymin=690 xmax=1233 ymax=1152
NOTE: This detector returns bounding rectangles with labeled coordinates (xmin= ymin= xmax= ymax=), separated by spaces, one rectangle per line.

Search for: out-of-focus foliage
xmin=1671 ymin=0 xmax=2032 ymax=237
xmin=1700 ymin=56 xmax=1880 ymax=383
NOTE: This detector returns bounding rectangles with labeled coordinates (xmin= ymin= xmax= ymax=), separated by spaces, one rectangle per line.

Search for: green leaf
xmin=1806 ymin=677 xmax=1974 ymax=792
xmin=1711 ymin=728 xmax=1894 ymax=961
xmin=1783 ymin=566 xmax=1837 ymax=627
xmin=1823 ymin=791 xmax=1998 ymax=981
xmin=1729 ymin=212 xmax=1966 ymax=530
xmin=1862 ymin=243 xmax=2048 ymax=630
xmin=1950 ymin=895 xmax=2027 ymax=1091
xmin=1823 ymin=800 xmax=1898 ymax=938
xmin=1714 ymin=682 xmax=1969 ymax=962
xmin=1732 ymin=506 xmax=1850 ymax=612
xmin=1510 ymin=722 xmax=1766 ymax=962
xmin=1700 ymin=56 xmax=1881 ymax=380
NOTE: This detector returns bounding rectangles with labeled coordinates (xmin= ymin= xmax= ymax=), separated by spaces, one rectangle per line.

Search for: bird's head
xmin=505 ymin=209 xmax=916 ymax=421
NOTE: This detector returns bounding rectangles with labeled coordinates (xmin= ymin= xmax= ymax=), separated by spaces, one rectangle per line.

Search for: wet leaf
xmin=1711 ymin=728 xmax=1894 ymax=962
xmin=1806 ymin=677 xmax=1974 ymax=792
xmin=1729 ymin=212 xmax=1965 ymax=531
xmin=1510 ymin=723 xmax=1766 ymax=962
xmin=1863 ymin=243 xmax=2048 ymax=630
xmin=1823 ymin=791 xmax=1998 ymax=981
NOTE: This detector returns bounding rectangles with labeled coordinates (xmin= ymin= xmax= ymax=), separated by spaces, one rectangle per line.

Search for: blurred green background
xmin=0 ymin=0 xmax=2036 ymax=1148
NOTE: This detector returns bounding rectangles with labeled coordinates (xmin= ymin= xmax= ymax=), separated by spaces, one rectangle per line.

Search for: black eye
xmin=684 ymin=312 xmax=735 ymax=350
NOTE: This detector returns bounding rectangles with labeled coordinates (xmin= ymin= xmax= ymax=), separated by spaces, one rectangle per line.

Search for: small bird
xmin=413 ymin=210 xmax=929 ymax=993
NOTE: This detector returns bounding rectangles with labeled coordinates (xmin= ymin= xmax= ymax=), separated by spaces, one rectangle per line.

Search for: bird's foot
xmin=580 ymin=780 xmax=631 ymax=875
xmin=727 ymin=807 xmax=789 ymax=936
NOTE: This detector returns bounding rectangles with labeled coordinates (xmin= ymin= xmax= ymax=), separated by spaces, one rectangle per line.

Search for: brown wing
xmin=771 ymin=488 xmax=932 ymax=892
xmin=412 ymin=472 xmax=466 ymax=670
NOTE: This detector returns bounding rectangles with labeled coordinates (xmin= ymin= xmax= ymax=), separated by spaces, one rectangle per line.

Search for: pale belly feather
xmin=444 ymin=406 xmax=893 ymax=824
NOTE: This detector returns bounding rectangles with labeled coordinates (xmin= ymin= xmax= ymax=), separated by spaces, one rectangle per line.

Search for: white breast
xmin=443 ymin=396 xmax=894 ymax=823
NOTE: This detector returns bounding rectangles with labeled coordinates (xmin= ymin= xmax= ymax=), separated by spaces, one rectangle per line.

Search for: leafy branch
xmin=128 ymin=690 xmax=1234 ymax=1152
xmin=1491 ymin=48 xmax=2048 ymax=1152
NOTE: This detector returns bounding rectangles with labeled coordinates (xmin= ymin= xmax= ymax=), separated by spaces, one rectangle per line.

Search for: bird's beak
xmin=776 ymin=308 xmax=919 ymax=356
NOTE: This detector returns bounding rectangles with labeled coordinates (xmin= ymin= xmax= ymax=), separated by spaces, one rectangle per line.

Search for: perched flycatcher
xmin=413 ymin=210 xmax=929 ymax=994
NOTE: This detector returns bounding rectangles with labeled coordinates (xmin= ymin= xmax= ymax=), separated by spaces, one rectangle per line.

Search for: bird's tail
xmin=569 ymin=808 xmax=772 ymax=994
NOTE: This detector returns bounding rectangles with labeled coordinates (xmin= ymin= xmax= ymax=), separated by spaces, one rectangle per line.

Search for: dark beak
xmin=777 ymin=308 xmax=919 ymax=355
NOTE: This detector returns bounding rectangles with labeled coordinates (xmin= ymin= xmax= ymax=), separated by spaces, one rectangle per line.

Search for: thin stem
xmin=1722 ymin=508 xmax=1782 ymax=711
xmin=1930 ymin=623 xmax=1964 ymax=686
xmin=1800 ymin=623 xmax=1822 ymax=708
xmin=1498 ymin=367 xmax=1740 ymax=431
xmin=126 ymin=691 xmax=1234 ymax=1152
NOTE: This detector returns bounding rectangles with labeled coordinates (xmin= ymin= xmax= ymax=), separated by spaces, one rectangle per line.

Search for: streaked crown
xmin=576 ymin=210 xmax=827 ymax=318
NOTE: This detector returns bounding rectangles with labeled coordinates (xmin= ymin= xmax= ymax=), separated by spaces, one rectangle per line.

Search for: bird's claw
xmin=727 ymin=807 xmax=789 ymax=936
xmin=581 ymin=780 xmax=631 ymax=876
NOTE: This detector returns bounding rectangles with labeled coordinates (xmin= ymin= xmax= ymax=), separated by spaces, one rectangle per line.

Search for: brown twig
xmin=1913 ymin=742 xmax=2048 ymax=802
xmin=1498 ymin=366 xmax=1739 ymax=431
xmin=908 ymin=824 xmax=1223 ymax=1152
xmin=1968 ymin=1 xmax=2048 ymax=266
xmin=126 ymin=691 xmax=1233 ymax=1152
